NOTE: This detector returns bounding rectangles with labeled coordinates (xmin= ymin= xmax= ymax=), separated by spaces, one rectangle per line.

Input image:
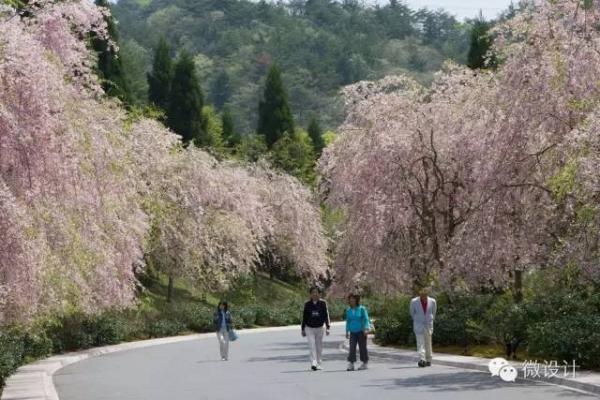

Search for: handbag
xmin=360 ymin=306 xmax=374 ymax=334
xmin=228 ymin=329 xmax=238 ymax=341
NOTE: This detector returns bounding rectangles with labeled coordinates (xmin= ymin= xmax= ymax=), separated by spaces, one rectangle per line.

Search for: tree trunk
xmin=167 ymin=274 xmax=174 ymax=303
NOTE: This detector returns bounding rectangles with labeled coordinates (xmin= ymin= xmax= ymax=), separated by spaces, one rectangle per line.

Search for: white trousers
xmin=305 ymin=326 xmax=325 ymax=366
xmin=217 ymin=328 xmax=230 ymax=359
xmin=415 ymin=327 xmax=433 ymax=362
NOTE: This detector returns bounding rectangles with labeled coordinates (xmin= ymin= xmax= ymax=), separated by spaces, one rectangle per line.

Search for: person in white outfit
xmin=301 ymin=287 xmax=331 ymax=371
xmin=410 ymin=287 xmax=436 ymax=367
xmin=213 ymin=301 xmax=233 ymax=361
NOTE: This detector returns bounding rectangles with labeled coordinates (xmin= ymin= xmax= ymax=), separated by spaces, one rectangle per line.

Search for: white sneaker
xmin=347 ymin=362 xmax=355 ymax=371
xmin=358 ymin=363 xmax=368 ymax=370
xmin=315 ymin=364 xmax=323 ymax=370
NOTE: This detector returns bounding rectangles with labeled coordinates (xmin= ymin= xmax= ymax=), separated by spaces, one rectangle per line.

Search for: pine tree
xmin=210 ymin=70 xmax=231 ymax=110
xmin=167 ymin=51 xmax=205 ymax=145
xmin=467 ymin=15 xmax=496 ymax=70
xmin=307 ymin=116 xmax=325 ymax=156
xmin=222 ymin=106 xmax=240 ymax=146
xmin=147 ymin=38 xmax=173 ymax=111
xmin=92 ymin=0 xmax=132 ymax=104
xmin=257 ymin=64 xmax=295 ymax=149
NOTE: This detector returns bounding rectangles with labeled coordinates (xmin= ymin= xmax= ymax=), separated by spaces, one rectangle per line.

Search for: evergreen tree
xmin=210 ymin=70 xmax=231 ymax=110
xmin=467 ymin=16 xmax=496 ymax=69
xmin=222 ymin=106 xmax=240 ymax=146
xmin=307 ymin=116 xmax=325 ymax=156
xmin=147 ymin=38 xmax=173 ymax=111
xmin=167 ymin=51 xmax=205 ymax=145
xmin=257 ymin=65 xmax=295 ymax=148
xmin=92 ymin=0 xmax=132 ymax=104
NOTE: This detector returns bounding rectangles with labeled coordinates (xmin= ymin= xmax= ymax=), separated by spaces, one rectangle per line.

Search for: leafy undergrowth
xmin=0 ymin=272 xmax=345 ymax=392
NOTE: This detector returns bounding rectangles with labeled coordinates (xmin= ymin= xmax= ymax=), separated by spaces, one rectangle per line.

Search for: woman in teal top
xmin=345 ymin=294 xmax=371 ymax=371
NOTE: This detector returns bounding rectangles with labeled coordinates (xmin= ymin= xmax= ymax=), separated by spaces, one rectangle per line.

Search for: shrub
xmin=375 ymin=314 xmax=414 ymax=346
xmin=467 ymin=293 xmax=528 ymax=358
xmin=327 ymin=301 xmax=347 ymax=322
xmin=167 ymin=303 xmax=213 ymax=333
xmin=361 ymin=296 xmax=387 ymax=318
xmin=46 ymin=313 xmax=95 ymax=352
xmin=372 ymin=293 xmax=494 ymax=349
xmin=432 ymin=294 xmax=494 ymax=348
xmin=527 ymin=314 xmax=600 ymax=369
xmin=0 ymin=329 xmax=25 ymax=388
xmin=373 ymin=296 xmax=413 ymax=346
xmin=22 ymin=328 xmax=53 ymax=361
xmin=272 ymin=300 xmax=304 ymax=326
xmin=525 ymin=290 xmax=600 ymax=369
xmin=235 ymin=306 xmax=257 ymax=328
xmin=254 ymin=304 xmax=278 ymax=326
xmin=92 ymin=312 xmax=129 ymax=346
xmin=146 ymin=319 xmax=186 ymax=338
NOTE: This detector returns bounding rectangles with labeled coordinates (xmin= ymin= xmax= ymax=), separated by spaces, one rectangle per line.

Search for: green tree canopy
xmin=210 ymin=70 xmax=232 ymax=110
xmin=271 ymin=131 xmax=315 ymax=185
xmin=92 ymin=0 xmax=132 ymax=104
xmin=167 ymin=51 xmax=205 ymax=145
xmin=467 ymin=16 xmax=496 ymax=69
xmin=257 ymin=64 xmax=295 ymax=149
xmin=307 ymin=116 xmax=325 ymax=156
xmin=221 ymin=106 xmax=240 ymax=147
xmin=148 ymin=37 xmax=173 ymax=110
xmin=112 ymin=0 xmax=475 ymax=132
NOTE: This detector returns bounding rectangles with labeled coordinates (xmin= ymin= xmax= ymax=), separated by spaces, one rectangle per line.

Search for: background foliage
xmin=111 ymin=0 xmax=474 ymax=132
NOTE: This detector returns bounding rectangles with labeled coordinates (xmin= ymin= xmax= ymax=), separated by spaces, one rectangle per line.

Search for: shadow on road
xmin=362 ymin=371 xmax=595 ymax=397
xmin=246 ymin=353 xmax=348 ymax=363
xmin=262 ymin=341 xmax=342 ymax=351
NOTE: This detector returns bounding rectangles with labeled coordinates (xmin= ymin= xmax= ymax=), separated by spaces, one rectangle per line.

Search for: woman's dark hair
xmin=347 ymin=294 xmax=360 ymax=305
xmin=217 ymin=301 xmax=228 ymax=312
xmin=309 ymin=286 xmax=321 ymax=294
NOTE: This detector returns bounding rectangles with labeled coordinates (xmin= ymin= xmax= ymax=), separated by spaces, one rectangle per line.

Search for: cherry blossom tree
xmin=320 ymin=0 xmax=600 ymax=294
xmin=0 ymin=2 xmax=328 ymax=323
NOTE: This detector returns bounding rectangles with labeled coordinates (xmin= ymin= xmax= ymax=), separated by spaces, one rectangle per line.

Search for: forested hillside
xmin=112 ymin=0 xmax=474 ymax=133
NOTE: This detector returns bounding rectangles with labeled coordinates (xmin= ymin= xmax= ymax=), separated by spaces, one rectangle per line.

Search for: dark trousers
xmin=348 ymin=331 xmax=368 ymax=363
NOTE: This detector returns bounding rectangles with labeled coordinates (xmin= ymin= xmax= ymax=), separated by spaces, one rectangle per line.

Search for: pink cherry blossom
xmin=321 ymin=0 xmax=600 ymax=294
xmin=0 ymin=2 xmax=327 ymax=324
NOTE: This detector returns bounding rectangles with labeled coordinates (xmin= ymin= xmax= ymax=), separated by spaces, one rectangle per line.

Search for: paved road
xmin=54 ymin=324 xmax=596 ymax=400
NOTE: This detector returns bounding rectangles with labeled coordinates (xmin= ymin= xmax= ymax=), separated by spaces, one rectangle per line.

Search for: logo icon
xmin=488 ymin=357 xmax=509 ymax=377
xmin=499 ymin=365 xmax=518 ymax=382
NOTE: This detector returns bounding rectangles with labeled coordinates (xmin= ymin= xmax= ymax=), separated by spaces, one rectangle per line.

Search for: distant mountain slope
xmin=113 ymin=0 xmax=472 ymax=133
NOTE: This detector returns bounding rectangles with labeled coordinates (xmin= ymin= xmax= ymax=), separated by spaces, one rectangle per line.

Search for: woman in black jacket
xmin=301 ymin=287 xmax=331 ymax=370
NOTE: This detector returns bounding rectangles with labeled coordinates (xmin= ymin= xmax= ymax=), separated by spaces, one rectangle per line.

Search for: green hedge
xmin=372 ymin=296 xmax=414 ymax=346
xmin=0 ymin=298 xmax=347 ymax=389
xmin=525 ymin=291 xmax=600 ymax=369
xmin=527 ymin=315 xmax=600 ymax=369
xmin=372 ymin=289 xmax=600 ymax=369
xmin=0 ymin=329 xmax=25 ymax=388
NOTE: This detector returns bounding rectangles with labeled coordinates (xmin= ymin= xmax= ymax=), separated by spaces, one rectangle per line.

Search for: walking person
xmin=410 ymin=287 xmax=437 ymax=367
xmin=346 ymin=294 xmax=371 ymax=371
xmin=214 ymin=301 xmax=233 ymax=361
xmin=301 ymin=286 xmax=331 ymax=371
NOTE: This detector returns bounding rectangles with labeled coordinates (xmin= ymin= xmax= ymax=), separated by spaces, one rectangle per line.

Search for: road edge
xmin=340 ymin=341 xmax=600 ymax=396
xmin=0 ymin=324 xmax=310 ymax=400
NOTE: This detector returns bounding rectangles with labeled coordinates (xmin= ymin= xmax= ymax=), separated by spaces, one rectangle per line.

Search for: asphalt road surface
xmin=54 ymin=324 xmax=596 ymax=400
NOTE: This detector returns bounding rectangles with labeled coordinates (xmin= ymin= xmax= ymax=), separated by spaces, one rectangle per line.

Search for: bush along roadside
xmin=0 ymin=297 xmax=347 ymax=389
xmin=373 ymin=288 xmax=600 ymax=371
